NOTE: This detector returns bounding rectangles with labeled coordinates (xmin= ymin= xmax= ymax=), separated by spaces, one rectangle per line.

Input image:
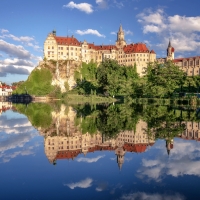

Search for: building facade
xmin=44 ymin=25 xmax=156 ymax=76
xmin=157 ymin=41 xmax=200 ymax=76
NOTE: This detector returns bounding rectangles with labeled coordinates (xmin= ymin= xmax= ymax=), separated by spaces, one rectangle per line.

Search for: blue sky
xmin=1 ymin=0 xmax=200 ymax=84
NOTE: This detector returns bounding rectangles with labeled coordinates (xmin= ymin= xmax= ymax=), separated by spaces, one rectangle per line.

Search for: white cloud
xmin=0 ymin=58 xmax=34 ymax=67
xmin=96 ymin=0 xmax=108 ymax=9
xmin=1 ymin=29 xmax=9 ymax=34
xmin=137 ymin=139 xmax=200 ymax=182
xmin=137 ymin=9 xmax=200 ymax=54
xmin=120 ymin=192 xmax=185 ymax=200
xmin=168 ymin=15 xmax=200 ymax=33
xmin=0 ymin=39 xmax=31 ymax=59
xmin=76 ymin=29 xmax=105 ymax=38
xmin=124 ymin=30 xmax=133 ymax=35
xmin=0 ymin=34 xmax=34 ymax=43
xmin=76 ymin=155 xmax=105 ymax=163
xmin=64 ymin=178 xmax=93 ymax=189
xmin=63 ymin=1 xmax=93 ymax=14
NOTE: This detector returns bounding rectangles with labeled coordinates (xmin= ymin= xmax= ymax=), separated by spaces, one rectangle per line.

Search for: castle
xmin=44 ymin=25 xmax=200 ymax=77
xmin=44 ymin=25 xmax=156 ymax=76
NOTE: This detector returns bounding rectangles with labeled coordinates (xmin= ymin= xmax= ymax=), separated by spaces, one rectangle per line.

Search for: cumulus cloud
xmin=63 ymin=1 xmax=93 ymax=14
xmin=0 ymin=30 xmax=41 ymax=52
xmin=0 ymin=39 xmax=31 ymax=59
xmin=64 ymin=178 xmax=93 ymax=189
xmin=120 ymin=192 xmax=185 ymax=200
xmin=76 ymin=29 xmax=105 ymax=38
xmin=0 ymin=65 xmax=30 ymax=77
xmin=137 ymin=9 xmax=200 ymax=54
xmin=0 ymin=33 xmax=34 ymax=43
xmin=1 ymin=29 xmax=9 ymax=34
xmin=76 ymin=155 xmax=105 ymax=163
xmin=0 ymin=58 xmax=34 ymax=67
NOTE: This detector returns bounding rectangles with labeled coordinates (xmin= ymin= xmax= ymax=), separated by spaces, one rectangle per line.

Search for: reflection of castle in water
xmin=166 ymin=121 xmax=200 ymax=155
xmin=0 ymin=101 xmax=12 ymax=114
xmin=40 ymin=105 xmax=200 ymax=167
xmin=41 ymin=105 xmax=155 ymax=169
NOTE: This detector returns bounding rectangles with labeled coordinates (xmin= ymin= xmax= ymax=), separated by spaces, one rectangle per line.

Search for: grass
xmin=64 ymin=94 xmax=117 ymax=104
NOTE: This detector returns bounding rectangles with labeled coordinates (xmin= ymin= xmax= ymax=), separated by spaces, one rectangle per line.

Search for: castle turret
xmin=116 ymin=24 xmax=126 ymax=48
xmin=115 ymin=147 xmax=125 ymax=170
xmin=166 ymin=139 xmax=174 ymax=156
xmin=167 ymin=40 xmax=175 ymax=60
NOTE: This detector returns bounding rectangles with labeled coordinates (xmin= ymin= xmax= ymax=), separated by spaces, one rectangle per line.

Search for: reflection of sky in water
xmin=1 ymin=110 xmax=200 ymax=200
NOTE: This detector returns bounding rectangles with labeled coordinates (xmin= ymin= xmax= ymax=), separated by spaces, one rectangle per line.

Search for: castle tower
xmin=167 ymin=40 xmax=175 ymax=60
xmin=116 ymin=24 xmax=126 ymax=48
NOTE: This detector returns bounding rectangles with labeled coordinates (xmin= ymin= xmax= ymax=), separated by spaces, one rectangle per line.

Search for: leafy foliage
xmin=14 ymin=68 xmax=55 ymax=96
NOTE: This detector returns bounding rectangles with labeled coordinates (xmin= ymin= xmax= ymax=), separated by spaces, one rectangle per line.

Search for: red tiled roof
xmin=54 ymin=36 xmax=80 ymax=46
xmin=123 ymin=43 xmax=153 ymax=54
xmin=93 ymin=45 xmax=118 ymax=51
xmin=173 ymin=56 xmax=200 ymax=63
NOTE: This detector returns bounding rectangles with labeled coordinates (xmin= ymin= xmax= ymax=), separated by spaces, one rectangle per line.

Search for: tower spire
xmin=168 ymin=39 xmax=171 ymax=47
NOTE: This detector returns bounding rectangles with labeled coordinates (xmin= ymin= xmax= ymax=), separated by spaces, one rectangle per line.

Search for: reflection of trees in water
xmin=14 ymin=101 xmax=200 ymax=141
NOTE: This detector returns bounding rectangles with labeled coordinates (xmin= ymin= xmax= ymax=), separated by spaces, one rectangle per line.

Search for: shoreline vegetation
xmin=12 ymin=59 xmax=200 ymax=104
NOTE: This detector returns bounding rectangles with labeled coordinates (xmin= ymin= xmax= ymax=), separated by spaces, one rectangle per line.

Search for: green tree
xmin=97 ymin=59 xmax=123 ymax=96
xmin=145 ymin=61 xmax=187 ymax=97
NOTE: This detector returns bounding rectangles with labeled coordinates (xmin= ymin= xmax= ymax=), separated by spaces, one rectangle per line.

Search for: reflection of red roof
xmin=54 ymin=36 xmax=80 ymax=46
xmin=123 ymin=143 xmax=155 ymax=153
xmin=123 ymin=143 xmax=146 ymax=153
xmin=55 ymin=142 xmax=156 ymax=161
xmin=56 ymin=149 xmax=81 ymax=160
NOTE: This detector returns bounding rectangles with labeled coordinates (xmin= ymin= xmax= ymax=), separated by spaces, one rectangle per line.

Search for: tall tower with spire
xmin=115 ymin=147 xmax=125 ymax=170
xmin=116 ymin=24 xmax=127 ymax=48
xmin=167 ymin=40 xmax=175 ymax=60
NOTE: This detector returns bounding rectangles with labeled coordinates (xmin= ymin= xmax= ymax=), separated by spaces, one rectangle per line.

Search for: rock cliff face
xmin=38 ymin=60 xmax=80 ymax=92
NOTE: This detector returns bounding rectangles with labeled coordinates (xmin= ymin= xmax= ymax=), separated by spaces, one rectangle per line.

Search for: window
xmin=190 ymin=61 xmax=193 ymax=66
xmin=184 ymin=61 xmax=187 ymax=66
xmin=196 ymin=60 xmax=199 ymax=65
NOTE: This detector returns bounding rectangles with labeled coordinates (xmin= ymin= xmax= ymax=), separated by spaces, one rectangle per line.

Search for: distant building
xmin=157 ymin=40 xmax=200 ymax=76
xmin=0 ymin=82 xmax=15 ymax=97
xmin=43 ymin=25 xmax=156 ymax=76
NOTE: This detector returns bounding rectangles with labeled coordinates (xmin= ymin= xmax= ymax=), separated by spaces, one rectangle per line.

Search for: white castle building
xmin=44 ymin=25 xmax=156 ymax=76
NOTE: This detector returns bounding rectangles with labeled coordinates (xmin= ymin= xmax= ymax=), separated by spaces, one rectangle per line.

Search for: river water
xmin=0 ymin=102 xmax=200 ymax=200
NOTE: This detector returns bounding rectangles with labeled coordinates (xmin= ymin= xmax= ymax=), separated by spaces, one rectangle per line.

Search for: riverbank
xmin=63 ymin=94 xmax=118 ymax=104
